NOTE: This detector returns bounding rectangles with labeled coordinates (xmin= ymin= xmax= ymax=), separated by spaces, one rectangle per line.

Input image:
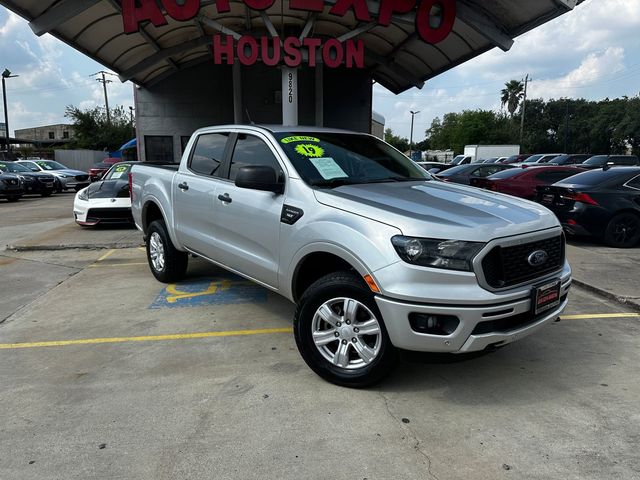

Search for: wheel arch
xmin=289 ymin=245 xmax=372 ymax=303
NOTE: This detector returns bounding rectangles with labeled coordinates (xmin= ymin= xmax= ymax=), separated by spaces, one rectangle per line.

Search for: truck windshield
xmin=273 ymin=132 xmax=431 ymax=187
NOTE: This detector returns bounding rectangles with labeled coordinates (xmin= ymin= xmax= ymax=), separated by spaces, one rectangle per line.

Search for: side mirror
xmin=235 ymin=165 xmax=283 ymax=194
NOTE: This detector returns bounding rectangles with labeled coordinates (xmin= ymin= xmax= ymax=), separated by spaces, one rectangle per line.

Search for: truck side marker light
xmin=363 ymin=274 xmax=381 ymax=293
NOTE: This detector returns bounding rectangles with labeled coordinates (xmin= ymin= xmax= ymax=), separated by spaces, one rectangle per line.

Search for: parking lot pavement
xmin=1 ymin=247 xmax=639 ymax=480
xmin=566 ymin=240 xmax=640 ymax=310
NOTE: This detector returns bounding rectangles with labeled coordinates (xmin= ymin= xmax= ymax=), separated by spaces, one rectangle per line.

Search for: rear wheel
xmin=604 ymin=213 xmax=640 ymax=248
xmin=146 ymin=220 xmax=188 ymax=282
xmin=294 ymin=271 xmax=397 ymax=387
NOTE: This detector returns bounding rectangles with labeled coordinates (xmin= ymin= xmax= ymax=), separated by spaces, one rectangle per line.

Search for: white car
xmin=73 ymin=162 xmax=134 ymax=226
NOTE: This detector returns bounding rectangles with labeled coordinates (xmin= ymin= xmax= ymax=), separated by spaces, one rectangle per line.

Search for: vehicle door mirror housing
xmin=235 ymin=165 xmax=284 ymax=194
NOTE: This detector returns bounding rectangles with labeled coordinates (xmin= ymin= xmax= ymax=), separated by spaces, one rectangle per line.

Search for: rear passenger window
xmin=627 ymin=175 xmax=640 ymax=189
xmin=189 ymin=133 xmax=228 ymax=177
xmin=229 ymin=134 xmax=282 ymax=181
xmin=535 ymin=171 xmax=577 ymax=183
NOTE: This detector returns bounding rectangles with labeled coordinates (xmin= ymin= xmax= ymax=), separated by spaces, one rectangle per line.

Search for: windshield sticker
xmin=295 ymin=144 xmax=325 ymax=158
xmin=114 ymin=165 xmax=129 ymax=172
xmin=281 ymin=136 xmax=320 ymax=144
xmin=310 ymin=157 xmax=348 ymax=180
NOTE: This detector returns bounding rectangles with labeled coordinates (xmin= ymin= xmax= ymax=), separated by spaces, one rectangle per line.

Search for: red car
xmin=470 ymin=166 xmax=585 ymax=200
xmin=88 ymin=157 xmax=125 ymax=181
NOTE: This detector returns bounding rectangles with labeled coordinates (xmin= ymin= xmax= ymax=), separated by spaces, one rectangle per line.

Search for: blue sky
xmin=1 ymin=0 xmax=639 ymax=139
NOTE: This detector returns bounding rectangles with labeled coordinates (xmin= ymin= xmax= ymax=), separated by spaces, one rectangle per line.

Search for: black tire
xmin=7 ymin=196 xmax=20 ymax=202
xmin=294 ymin=271 xmax=397 ymax=388
xmin=604 ymin=213 xmax=640 ymax=248
xmin=53 ymin=179 xmax=62 ymax=193
xmin=41 ymin=190 xmax=52 ymax=197
xmin=146 ymin=220 xmax=188 ymax=283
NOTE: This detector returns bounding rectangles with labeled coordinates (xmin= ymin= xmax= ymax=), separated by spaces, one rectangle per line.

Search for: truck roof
xmin=201 ymin=124 xmax=366 ymax=135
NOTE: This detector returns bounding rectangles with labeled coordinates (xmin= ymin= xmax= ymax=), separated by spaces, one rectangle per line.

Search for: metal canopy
xmin=0 ymin=0 xmax=584 ymax=94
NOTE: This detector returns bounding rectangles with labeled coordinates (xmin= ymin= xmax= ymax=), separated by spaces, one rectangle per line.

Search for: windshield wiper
xmin=309 ymin=178 xmax=358 ymax=188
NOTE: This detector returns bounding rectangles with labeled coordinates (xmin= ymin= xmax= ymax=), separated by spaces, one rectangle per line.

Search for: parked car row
xmin=0 ymin=159 xmax=91 ymax=202
xmin=465 ymin=162 xmax=640 ymax=248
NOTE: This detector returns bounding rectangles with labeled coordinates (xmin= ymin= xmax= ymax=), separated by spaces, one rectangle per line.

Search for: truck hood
xmin=314 ymin=180 xmax=559 ymax=242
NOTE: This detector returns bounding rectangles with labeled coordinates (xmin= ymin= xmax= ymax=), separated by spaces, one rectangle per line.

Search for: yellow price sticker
xmin=281 ymin=136 xmax=320 ymax=144
xmin=295 ymin=144 xmax=325 ymax=158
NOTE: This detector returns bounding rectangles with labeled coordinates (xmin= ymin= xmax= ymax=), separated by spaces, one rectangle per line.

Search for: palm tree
xmin=501 ymin=80 xmax=524 ymax=118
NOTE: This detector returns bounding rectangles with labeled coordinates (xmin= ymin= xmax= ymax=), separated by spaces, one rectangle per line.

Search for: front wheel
xmin=146 ymin=220 xmax=188 ymax=282
xmin=294 ymin=271 xmax=397 ymax=387
xmin=7 ymin=196 xmax=21 ymax=202
xmin=604 ymin=213 xmax=640 ymax=248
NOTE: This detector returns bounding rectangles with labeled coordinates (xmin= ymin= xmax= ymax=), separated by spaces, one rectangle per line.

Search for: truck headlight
xmin=78 ymin=188 xmax=89 ymax=201
xmin=391 ymin=236 xmax=485 ymax=272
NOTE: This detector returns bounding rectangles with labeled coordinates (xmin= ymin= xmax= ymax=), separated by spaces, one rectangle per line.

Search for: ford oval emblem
xmin=528 ymin=250 xmax=549 ymax=267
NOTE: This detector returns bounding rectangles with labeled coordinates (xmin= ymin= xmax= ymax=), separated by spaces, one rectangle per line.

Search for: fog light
xmin=409 ymin=313 xmax=459 ymax=336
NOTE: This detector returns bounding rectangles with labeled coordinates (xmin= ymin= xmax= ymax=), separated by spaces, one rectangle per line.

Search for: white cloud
xmin=528 ymin=47 xmax=626 ymax=99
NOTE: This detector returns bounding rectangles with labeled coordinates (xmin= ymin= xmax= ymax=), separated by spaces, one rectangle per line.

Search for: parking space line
xmin=561 ymin=313 xmax=639 ymax=320
xmin=0 ymin=328 xmax=294 ymax=350
xmin=96 ymin=249 xmax=116 ymax=262
xmin=1 ymin=314 xmax=636 ymax=351
xmin=88 ymin=262 xmax=148 ymax=268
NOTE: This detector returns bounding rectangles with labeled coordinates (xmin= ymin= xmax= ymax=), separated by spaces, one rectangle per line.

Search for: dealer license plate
xmin=533 ymin=279 xmax=561 ymax=315
xmin=542 ymin=194 xmax=554 ymax=204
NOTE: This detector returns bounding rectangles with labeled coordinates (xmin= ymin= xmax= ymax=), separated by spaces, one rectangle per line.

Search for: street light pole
xmin=409 ymin=110 xmax=420 ymax=159
xmin=2 ymin=69 xmax=19 ymax=153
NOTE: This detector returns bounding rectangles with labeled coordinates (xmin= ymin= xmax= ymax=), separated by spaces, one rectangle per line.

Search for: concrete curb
xmin=7 ymin=243 xmax=145 ymax=252
xmin=572 ymin=279 xmax=640 ymax=313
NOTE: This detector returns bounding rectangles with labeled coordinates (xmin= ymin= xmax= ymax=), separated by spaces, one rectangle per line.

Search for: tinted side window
xmin=229 ymin=134 xmax=281 ymax=181
xmin=614 ymin=156 xmax=639 ymax=165
xmin=627 ymin=175 xmax=640 ymax=189
xmin=474 ymin=166 xmax=502 ymax=177
xmin=535 ymin=170 xmax=577 ymax=183
xmin=189 ymin=133 xmax=228 ymax=177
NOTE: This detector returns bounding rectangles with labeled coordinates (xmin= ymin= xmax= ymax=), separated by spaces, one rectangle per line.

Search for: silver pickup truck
xmin=131 ymin=125 xmax=571 ymax=387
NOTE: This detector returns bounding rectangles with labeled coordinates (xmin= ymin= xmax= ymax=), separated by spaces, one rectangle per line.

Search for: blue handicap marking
xmin=150 ymin=273 xmax=268 ymax=309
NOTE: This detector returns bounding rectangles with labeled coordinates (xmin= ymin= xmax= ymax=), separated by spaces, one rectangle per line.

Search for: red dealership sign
xmin=122 ymin=0 xmax=456 ymax=69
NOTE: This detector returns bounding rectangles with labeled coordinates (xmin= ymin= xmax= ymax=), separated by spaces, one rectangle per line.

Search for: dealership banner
xmin=122 ymin=0 xmax=456 ymax=69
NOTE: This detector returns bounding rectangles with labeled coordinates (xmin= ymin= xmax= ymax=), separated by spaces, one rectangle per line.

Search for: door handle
xmin=178 ymin=182 xmax=189 ymax=191
xmin=218 ymin=193 xmax=232 ymax=204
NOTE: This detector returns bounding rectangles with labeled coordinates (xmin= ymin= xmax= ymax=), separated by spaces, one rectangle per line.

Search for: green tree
xmin=65 ymin=105 xmax=134 ymax=152
xmin=384 ymin=128 xmax=410 ymax=152
xmin=501 ymin=80 xmax=524 ymax=118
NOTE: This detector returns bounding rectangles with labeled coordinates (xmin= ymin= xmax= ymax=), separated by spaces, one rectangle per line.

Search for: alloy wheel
xmin=311 ymin=297 xmax=382 ymax=370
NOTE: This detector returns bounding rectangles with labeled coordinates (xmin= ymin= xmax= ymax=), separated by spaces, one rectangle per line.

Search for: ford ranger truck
xmin=131 ymin=125 xmax=571 ymax=387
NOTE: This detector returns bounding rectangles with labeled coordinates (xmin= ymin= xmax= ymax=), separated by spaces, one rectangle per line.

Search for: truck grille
xmin=481 ymin=235 xmax=564 ymax=289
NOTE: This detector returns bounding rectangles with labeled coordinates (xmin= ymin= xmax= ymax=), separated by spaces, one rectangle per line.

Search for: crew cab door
xmin=173 ymin=132 xmax=231 ymax=256
xmin=210 ymin=132 xmax=286 ymax=289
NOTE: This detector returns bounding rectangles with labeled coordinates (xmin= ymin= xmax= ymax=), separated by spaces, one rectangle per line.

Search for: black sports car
xmin=537 ymin=167 xmax=640 ymax=248
xmin=0 ymin=161 xmax=56 ymax=196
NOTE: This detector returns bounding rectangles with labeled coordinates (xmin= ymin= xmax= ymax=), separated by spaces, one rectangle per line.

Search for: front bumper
xmin=74 ymin=196 xmax=132 ymax=226
xmin=375 ymin=271 xmax=571 ymax=353
xmin=59 ymin=176 xmax=90 ymax=190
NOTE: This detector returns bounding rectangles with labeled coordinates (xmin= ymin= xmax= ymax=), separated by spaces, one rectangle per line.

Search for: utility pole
xmin=564 ymin=100 xmax=570 ymax=152
xmin=519 ymin=74 xmax=529 ymax=146
xmin=92 ymin=71 xmax=115 ymax=124
xmin=409 ymin=110 xmax=420 ymax=159
xmin=2 ymin=69 xmax=19 ymax=153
